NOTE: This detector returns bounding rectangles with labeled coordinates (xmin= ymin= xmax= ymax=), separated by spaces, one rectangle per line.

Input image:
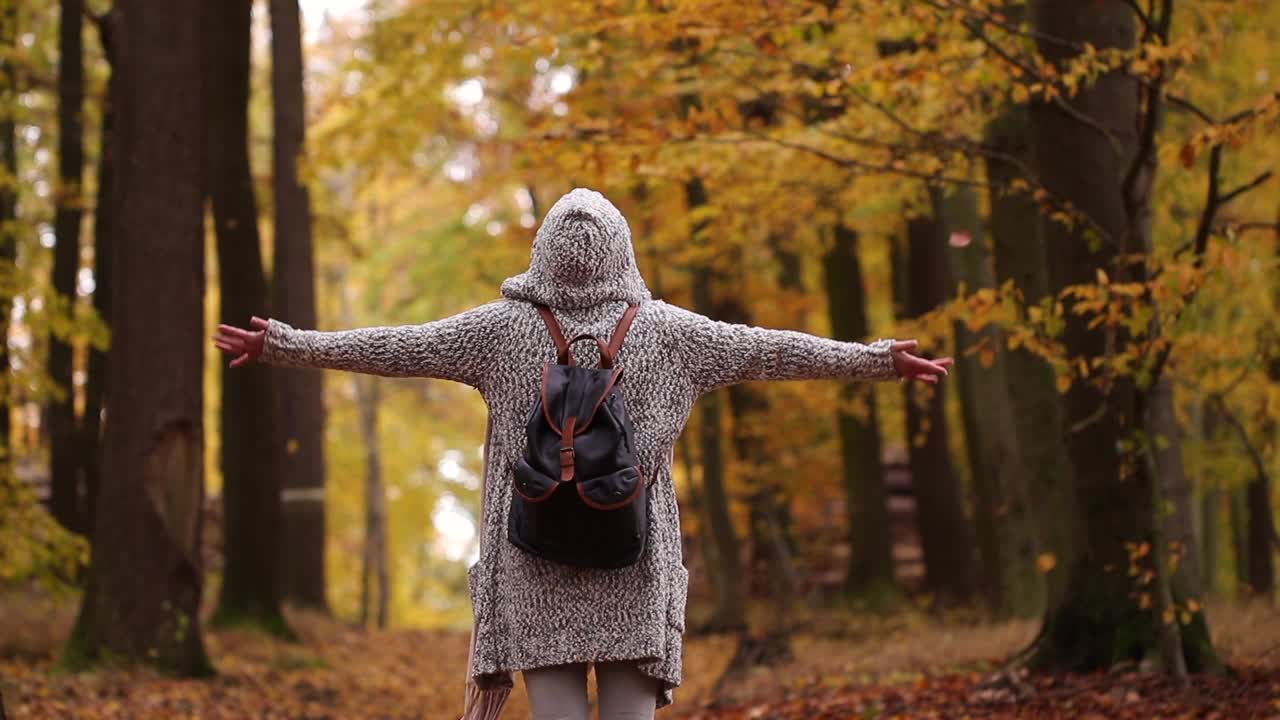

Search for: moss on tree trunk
xmin=1029 ymin=560 xmax=1222 ymax=673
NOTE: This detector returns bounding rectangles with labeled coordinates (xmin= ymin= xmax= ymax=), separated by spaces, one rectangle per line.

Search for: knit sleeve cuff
xmin=863 ymin=338 xmax=899 ymax=381
xmin=260 ymin=318 xmax=305 ymax=367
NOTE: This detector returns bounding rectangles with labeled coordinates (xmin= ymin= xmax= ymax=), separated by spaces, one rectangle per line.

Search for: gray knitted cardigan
xmin=260 ymin=189 xmax=898 ymax=714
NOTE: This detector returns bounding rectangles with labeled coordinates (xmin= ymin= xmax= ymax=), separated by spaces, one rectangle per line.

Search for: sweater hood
xmin=501 ymin=188 xmax=651 ymax=309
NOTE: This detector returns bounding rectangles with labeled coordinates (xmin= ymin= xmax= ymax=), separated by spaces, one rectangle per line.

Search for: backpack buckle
xmin=559 ymin=446 xmax=576 ymax=482
xmin=559 ymin=416 xmax=578 ymax=482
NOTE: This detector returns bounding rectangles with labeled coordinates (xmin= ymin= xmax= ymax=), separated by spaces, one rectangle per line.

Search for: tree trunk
xmin=62 ymin=0 xmax=212 ymax=673
xmin=1197 ymin=482 xmax=1219 ymax=596
xmin=1252 ymin=235 xmax=1280 ymax=597
xmin=0 ymin=0 xmax=17 ymax=459
xmin=939 ymin=186 xmax=1041 ymax=617
xmin=762 ymin=237 xmax=802 ymax=559
xmin=49 ymin=0 xmax=86 ymax=535
xmin=896 ymin=213 xmax=979 ymax=606
xmin=679 ymin=431 xmax=727 ymax=615
xmin=82 ymin=11 xmax=116 ymax=542
xmin=356 ymin=375 xmax=389 ymax=629
xmin=721 ymin=389 xmax=796 ymax=673
xmin=1025 ymin=0 xmax=1219 ymax=672
xmin=720 ymin=287 xmax=796 ymax=677
xmin=1197 ymin=410 xmax=1219 ymax=597
xmin=1147 ymin=376 xmax=1202 ymax=593
xmin=269 ymin=0 xmax=329 ymax=612
xmin=985 ymin=103 xmax=1076 ymax=607
xmin=1251 ymin=515 xmax=1276 ymax=596
xmin=715 ymin=237 xmax=798 ymax=683
xmin=686 ymin=178 xmax=746 ymax=632
xmin=1244 ymin=455 xmax=1275 ymax=598
xmin=822 ymin=223 xmax=896 ymax=601
xmin=1229 ymin=483 xmax=1249 ymax=596
xmin=207 ymin=0 xmax=289 ymax=637
xmin=1194 ymin=400 xmax=1220 ymax=597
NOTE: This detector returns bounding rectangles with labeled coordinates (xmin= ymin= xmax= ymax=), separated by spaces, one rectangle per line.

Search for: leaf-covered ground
xmin=3 ymin=592 xmax=1279 ymax=719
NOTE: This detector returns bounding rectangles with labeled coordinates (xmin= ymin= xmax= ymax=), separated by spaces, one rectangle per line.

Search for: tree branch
xmin=1123 ymin=0 xmax=1156 ymax=34
xmin=1220 ymin=171 xmax=1275 ymax=206
xmin=1165 ymin=93 xmax=1217 ymax=124
xmin=919 ymin=0 xmax=1087 ymax=53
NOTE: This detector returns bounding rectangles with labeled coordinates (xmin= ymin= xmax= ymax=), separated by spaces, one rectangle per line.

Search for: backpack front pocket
xmin=576 ymin=466 xmax=644 ymax=510
xmin=512 ymin=457 xmax=558 ymax=503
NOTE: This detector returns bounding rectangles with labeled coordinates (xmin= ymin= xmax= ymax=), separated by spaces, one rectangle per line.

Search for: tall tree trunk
xmin=1025 ymin=0 xmax=1218 ymax=672
xmin=939 ymin=186 xmax=1041 ymax=617
xmin=1251 ymin=511 xmax=1277 ymax=598
xmin=1147 ymin=377 xmax=1202 ymax=593
xmin=356 ymin=375 xmax=389 ymax=629
xmin=720 ymin=286 xmax=796 ymax=678
xmin=896 ymin=213 xmax=979 ymax=606
xmin=761 ymin=236 xmax=802 ymax=559
xmin=49 ymin=0 xmax=86 ymax=535
xmin=62 ymin=0 xmax=212 ymax=673
xmin=0 ymin=0 xmax=17 ymax=459
xmin=717 ymin=237 xmax=802 ymax=682
xmin=81 ymin=11 xmax=116 ymax=541
xmin=1244 ymin=442 xmax=1275 ymax=597
xmin=1196 ymin=403 xmax=1219 ymax=596
xmin=686 ymin=178 xmax=746 ymax=632
xmin=985 ymin=103 xmax=1076 ymax=608
xmin=679 ymin=431 xmax=727 ymax=613
xmin=269 ymin=0 xmax=328 ymax=612
xmin=822 ymin=223 xmax=896 ymax=601
xmin=207 ymin=0 xmax=289 ymax=637
xmin=1251 ymin=227 xmax=1280 ymax=597
xmin=1229 ymin=483 xmax=1250 ymax=596
xmin=1197 ymin=487 xmax=1219 ymax=594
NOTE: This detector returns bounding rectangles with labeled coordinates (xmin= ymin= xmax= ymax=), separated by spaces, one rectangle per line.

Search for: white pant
xmin=523 ymin=662 xmax=658 ymax=720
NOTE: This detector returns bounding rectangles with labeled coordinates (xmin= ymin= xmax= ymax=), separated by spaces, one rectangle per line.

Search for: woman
xmin=214 ymin=188 xmax=951 ymax=720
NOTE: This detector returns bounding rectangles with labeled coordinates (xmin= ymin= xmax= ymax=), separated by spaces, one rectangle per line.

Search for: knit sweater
xmin=260 ymin=189 xmax=899 ymax=713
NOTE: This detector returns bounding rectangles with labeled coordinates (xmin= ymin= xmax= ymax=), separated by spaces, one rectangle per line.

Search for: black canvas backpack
xmin=507 ymin=303 xmax=647 ymax=569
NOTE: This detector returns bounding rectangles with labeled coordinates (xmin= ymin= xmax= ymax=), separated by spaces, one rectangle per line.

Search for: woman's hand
xmin=213 ymin=316 xmax=269 ymax=368
xmin=891 ymin=340 xmax=953 ymax=384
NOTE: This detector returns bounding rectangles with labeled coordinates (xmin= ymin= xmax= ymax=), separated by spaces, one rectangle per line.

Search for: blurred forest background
xmin=1 ymin=0 xmax=1280 ymax=717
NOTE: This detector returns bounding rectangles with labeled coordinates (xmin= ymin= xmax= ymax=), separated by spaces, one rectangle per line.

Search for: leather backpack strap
xmin=534 ymin=304 xmax=573 ymax=365
xmin=602 ymin=304 xmax=639 ymax=367
xmin=568 ymin=333 xmax=613 ymax=369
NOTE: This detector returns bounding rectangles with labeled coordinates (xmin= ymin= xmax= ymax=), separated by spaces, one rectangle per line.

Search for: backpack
xmin=507 ymin=303 xmax=647 ymax=569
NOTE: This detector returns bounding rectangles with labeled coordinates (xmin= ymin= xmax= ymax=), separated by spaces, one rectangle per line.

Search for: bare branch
xmin=734 ymin=133 xmax=993 ymax=190
xmin=1220 ymin=221 xmax=1280 ymax=235
xmin=1220 ymin=171 xmax=1275 ymax=206
xmin=1191 ymin=145 xmax=1224 ymax=265
xmin=919 ymin=0 xmax=1086 ymax=53
xmin=1165 ymin=94 xmax=1217 ymax=124
xmin=1123 ymin=0 xmax=1156 ymax=34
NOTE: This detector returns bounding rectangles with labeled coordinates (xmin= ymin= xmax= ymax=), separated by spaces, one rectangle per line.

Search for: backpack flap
xmin=545 ymin=364 xmax=623 ymax=483
xmin=540 ymin=363 xmax=624 ymax=437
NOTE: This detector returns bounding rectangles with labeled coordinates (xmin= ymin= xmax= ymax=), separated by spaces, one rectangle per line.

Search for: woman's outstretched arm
xmin=213 ymin=300 xmax=511 ymax=390
xmin=658 ymin=302 xmax=950 ymax=395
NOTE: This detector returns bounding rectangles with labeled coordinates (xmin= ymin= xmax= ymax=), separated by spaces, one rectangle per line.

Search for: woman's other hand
xmin=891 ymin=340 xmax=953 ymax=384
xmin=213 ymin=316 xmax=269 ymax=368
